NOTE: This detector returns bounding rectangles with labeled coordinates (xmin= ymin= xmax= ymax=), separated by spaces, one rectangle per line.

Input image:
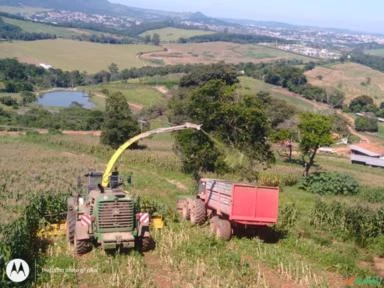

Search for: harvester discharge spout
xmin=101 ymin=122 xmax=201 ymax=188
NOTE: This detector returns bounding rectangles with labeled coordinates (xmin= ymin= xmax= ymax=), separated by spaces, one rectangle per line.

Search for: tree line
xmin=179 ymin=33 xmax=294 ymax=44
xmin=241 ymin=61 xmax=345 ymax=108
xmin=348 ymin=50 xmax=384 ymax=73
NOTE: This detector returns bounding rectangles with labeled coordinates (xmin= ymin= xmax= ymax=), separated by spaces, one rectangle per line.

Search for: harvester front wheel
xmin=190 ymin=199 xmax=206 ymax=225
xmin=66 ymin=198 xmax=76 ymax=244
xmin=74 ymin=235 xmax=92 ymax=255
xmin=216 ymin=219 xmax=232 ymax=241
xmin=141 ymin=236 xmax=156 ymax=252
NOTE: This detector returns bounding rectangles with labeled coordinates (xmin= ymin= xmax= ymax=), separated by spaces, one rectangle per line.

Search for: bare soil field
xmin=305 ymin=62 xmax=384 ymax=103
xmin=141 ymin=42 xmax=315 ymax=65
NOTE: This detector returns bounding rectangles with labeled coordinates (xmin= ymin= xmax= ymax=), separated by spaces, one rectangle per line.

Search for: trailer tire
xmin=216 ymin=219 xmax=232 ymax=241
xmin=74 ymin=235 xmax=92 ymax=255
xmin=190 ymin=199 xmax=206 ymax=225
xmin=209 ymin=216 xmax=219 ymax=234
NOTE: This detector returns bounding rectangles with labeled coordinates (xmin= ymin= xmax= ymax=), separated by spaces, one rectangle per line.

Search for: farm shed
xmin=350 ymin=143 xmax=384 ymax=168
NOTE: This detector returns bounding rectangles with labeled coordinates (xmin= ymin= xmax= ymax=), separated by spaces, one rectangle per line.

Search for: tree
xmin=349 ymin=95 xmax=377 ymax=113
xmin=170 ymin=79 xmax=273 ymax=179
xmin=101 ymin=92 xmax=140 ymax=149
xmin=20 ymin=91 xmax=37 ymax=105
xmin=298 ymin=113 xmax=333 ymax=176
xmin=256 ymin=91 xmax=296 ymax=128
xmin=108 ymin=63 xmax=120 ymax=81
xmin=152 ymin=33 xmax=160 ymax=46
xmin=270 ymin=129 xmax=295 ymax=161
xmin=179 ymin=62 xmax=238 ymax=87
xmin=355 ymin=116 xmax=378 ymax=132
xmin=327 ymin=89 xmax=345 ymax=108
xmin=144 ymin=34 xmax=151 ymax=44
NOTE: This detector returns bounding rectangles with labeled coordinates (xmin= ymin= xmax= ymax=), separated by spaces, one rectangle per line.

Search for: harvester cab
xmin=66 ymin=122 xmax=202 ymax=255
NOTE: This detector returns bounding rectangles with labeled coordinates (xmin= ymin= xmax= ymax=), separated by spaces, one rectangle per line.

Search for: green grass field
xmin=0 ymin=5 xmax=50 ymax=16
xmin=238 ymin=76 xmax=321 ymax=112
xmin=0 ymin=39 xmax=160 ymax=73
xmin=140 ymin=27 xmax=215 ymax=42
xmin=365 ymin=48 xmax=384 ymax=57
xmin=83 ymin=81 xmax=166 ymax=110
xmin=305 ymin=62 xmax=384 ymax=103
xmin=2 ymin=16 xmax=110 ymax=38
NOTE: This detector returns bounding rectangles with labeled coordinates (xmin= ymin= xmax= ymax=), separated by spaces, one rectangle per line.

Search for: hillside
xmin=0 ymin=0 xmax=226 ymax=24
xmin=1 ymin=16 xmax=111 ymax=38
xmin=305 ymin=62 xmax=384 ymax=104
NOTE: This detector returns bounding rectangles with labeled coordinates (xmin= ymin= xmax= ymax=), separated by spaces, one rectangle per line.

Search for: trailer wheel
xmin=209 ymin=216 xmax=219 ymax=234
xmin=190 ymin=199 xmax=206 ymax=225
xmin=74 ymin=235 xmax=92 ymax=255
xmin=216 ymin=219 xmax=232 ymax=241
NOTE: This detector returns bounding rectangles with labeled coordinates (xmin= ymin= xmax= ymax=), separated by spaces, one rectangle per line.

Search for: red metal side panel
xmin=231 ymin=185 xmax=279 ymax=225
xmin=204 ymin=179 xmax=233 ymax=216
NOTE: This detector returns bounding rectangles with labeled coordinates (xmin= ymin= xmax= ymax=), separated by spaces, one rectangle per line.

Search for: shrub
xmin=258 ymin=173 xmax=280 ymax=187
xmin=355 ymin=116 xmax=378 ymax=132
xmin=282 ymin=174 xmax=298 ymax=186
xmin=301 ymin=172 xmax=359 ymax=196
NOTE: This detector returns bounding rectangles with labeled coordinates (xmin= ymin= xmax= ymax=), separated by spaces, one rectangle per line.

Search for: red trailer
xmin=178 ymin=178 xmax=279 ymax=240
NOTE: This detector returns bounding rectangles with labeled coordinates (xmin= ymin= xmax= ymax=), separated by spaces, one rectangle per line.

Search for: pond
xmin=38 ymin=90 xmax=95 ymax=109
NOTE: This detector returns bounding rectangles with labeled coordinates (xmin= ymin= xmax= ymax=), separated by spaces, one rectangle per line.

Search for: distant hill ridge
xmin=0 ymin=0 xmax=222 ymax=23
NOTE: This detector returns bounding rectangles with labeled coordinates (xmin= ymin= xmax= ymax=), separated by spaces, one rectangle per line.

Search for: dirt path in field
xmin=164 ymin=178 xmax=188 ymax=191
xmin=155 ymin=86 xmax=172 ymax=98
xmin=374 ymin=257 xmax=384 ymax=277
xmin=144 ymin=252 xmax=175 ymax=287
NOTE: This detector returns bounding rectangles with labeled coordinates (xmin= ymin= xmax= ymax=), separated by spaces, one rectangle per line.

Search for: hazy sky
xmin=109 ymin=0 xmax=382 ymax=34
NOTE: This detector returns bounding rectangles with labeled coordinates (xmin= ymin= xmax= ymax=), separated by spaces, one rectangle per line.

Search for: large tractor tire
xmin=74 ymin=235 xmax=92 ymax=255
xmin=66 ymin=210 xmax=76 ymax=244
xmin=181 ymin=200 xmax=190 ymax=221
xmin=141 ymin=236 xmax=156 ymax=252
xmin=209 ymin=216 xmax=219 ymax=234
xmin=66 ymin=198 xmax=76 ymax=244
xmin=190 ymin=199 xmax=206 ymax=225
xmin=216 ymin=219 xmax=232 ymax=241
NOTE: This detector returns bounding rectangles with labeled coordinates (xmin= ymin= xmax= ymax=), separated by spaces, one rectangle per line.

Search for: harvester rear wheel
xmin=141 ymin=236 xmax=156 ymax=252
xmin=216 ymin=219 xmax=232 ymax=241
xmin=190 ymin=199 xmax=206 ymax=225
xmin=181 ymin=201 xmax=190 ymax=221
xmin=74 ymin=235 xmax=92 ymax=255
xmin=209 ymin=216 xmax=219 ymax=234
